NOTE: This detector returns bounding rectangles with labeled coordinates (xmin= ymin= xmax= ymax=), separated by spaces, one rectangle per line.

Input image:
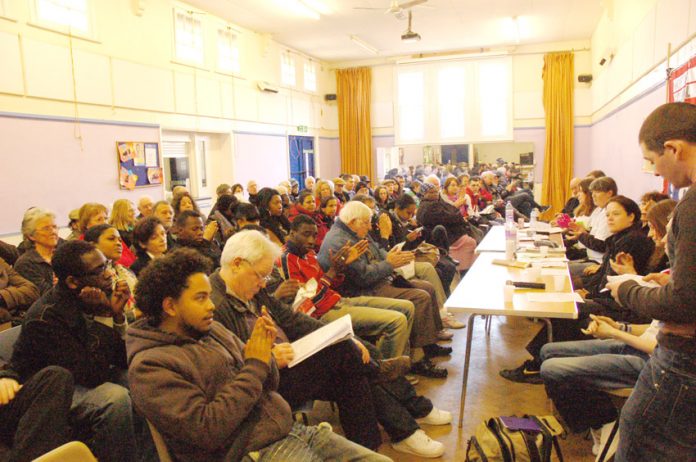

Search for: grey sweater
xmin=618 ymin=183 xmax=696 ymax=355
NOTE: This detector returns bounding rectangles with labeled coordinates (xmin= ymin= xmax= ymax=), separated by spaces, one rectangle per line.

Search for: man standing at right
xmin=606 ymin=102 xmax=696 ymax=461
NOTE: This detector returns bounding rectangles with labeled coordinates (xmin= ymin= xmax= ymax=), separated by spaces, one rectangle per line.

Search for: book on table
xmin=288 ymin=314 xmax=354 ymax=368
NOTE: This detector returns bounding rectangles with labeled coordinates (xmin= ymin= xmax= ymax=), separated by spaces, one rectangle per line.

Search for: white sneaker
xmin=417 ymin=407 xmax=452 ymax=426
xmin=590 ymin=426 xmax=602 ymax=456
xmin=442 ymin=313 xmax=466 ymax=329
xmin=391 ymin=429 xmax=445 ymax=458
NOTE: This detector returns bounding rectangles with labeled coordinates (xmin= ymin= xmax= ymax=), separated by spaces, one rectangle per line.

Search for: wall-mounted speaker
xmin=324 ymin=94 xmax=337 ymax=101
xmin=578 ymin=74 xmax=593 ymax=83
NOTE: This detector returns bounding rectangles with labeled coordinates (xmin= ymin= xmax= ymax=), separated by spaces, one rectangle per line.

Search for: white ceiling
xmin=183 ymin=0 xmax=605 ymax=63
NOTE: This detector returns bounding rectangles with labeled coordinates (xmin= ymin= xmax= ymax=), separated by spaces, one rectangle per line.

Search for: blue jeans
xmin=323 ymin=297 xmax=411 ymax=359
xmin=616 ymin=346 xmax=696 ymax=461
xmin=71 ymin=381 xmax=137 ymax=462
xmin=540 ymin=339 xmax=648 ymax=433
xmin=244 ymin=422 xmax=392 ymax=462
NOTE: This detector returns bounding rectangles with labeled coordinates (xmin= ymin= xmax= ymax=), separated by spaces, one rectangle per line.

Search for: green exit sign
xmin=297 ymin=125 xmax=308 ymax=133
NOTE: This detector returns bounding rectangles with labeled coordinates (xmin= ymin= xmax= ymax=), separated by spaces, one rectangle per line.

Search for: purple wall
xmin=586 ymin=85 xmax=665 ymax=201
xmin=318 ymin=137 xmax=341 ymax=179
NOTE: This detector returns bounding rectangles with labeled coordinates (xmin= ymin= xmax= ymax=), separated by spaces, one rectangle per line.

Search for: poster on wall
xmin=117 ymin=141 xmax=161 ymax=190
xmin=665 ymin=54 xmax=696 ymax=199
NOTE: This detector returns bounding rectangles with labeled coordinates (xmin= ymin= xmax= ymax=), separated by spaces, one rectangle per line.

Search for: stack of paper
xmin=288 ymin=315 xmax=354 ymax=368
xmin=606 ymin=274 xmax=661 ymax=288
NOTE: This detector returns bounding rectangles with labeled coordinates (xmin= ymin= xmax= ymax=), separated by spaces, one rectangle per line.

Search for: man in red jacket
xmin=278 ymin=214 xmax=411 ymax=360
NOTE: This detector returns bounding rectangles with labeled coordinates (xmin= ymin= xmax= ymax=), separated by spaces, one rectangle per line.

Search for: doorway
xmin=288 ymin=135 xmax=315 ymax=185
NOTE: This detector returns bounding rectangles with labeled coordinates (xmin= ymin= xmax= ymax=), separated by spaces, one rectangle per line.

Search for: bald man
xmin=136 ymin=196 xmax=153 ymax=219
xmin=561 ymin=177 xmax=581 ymax=216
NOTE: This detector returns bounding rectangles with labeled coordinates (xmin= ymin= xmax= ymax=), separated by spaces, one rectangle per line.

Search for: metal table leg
xmin=458 ymin=313 xmax=477 ymax=428
xmin=542 ymin=318 xmax=554 ymax=343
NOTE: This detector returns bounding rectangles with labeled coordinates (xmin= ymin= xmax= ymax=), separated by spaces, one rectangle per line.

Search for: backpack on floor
xmin=466 ymin=415 xmax=565 ymax=462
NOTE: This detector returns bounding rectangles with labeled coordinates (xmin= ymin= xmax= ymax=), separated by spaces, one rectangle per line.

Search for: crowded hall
xmin=1 ymin=0 xmax=695 ymax=461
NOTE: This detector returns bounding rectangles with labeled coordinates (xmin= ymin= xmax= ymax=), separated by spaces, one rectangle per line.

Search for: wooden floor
xmin=310 ymin=315 xmax=596 ymax=461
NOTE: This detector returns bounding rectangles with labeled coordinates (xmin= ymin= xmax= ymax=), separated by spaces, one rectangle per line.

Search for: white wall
xmin=0 ymin=0 xmax=339 ymax=230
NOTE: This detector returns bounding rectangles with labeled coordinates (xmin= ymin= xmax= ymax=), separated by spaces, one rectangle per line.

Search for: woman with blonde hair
xmin=77 ymin=202 xmax=108 ymax=235
xmin=109 ymin=199 xmax=137 ymax=248
xmin=314 ymin=179 xmax=341 ymax=216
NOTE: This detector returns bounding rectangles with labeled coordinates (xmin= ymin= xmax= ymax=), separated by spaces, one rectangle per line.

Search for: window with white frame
xmin=217 ymin=27 xmax=240 ymax=74
xmin=173 ymin=8 xmax=204 ymax=66
xmin=281 ymin=53 xmax=296 ymax=87
xmin=32 ymin=0 xmax=93 ymax=36
xmin=397 ymin=71 xmax=425 ymax=142
xmin=304 ymin=62 xmax=317 ymax=92
xmin=394 ymin=56 xmax=512 ymax=145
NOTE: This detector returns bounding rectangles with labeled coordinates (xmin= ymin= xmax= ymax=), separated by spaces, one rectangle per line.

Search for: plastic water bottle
xmin=504 ymin=202 xmax=516 ymax=260
xmin=530 ymin=208 xmax=539 ymax=229
xmin=505 ymin=201 xmax=514 ymax=225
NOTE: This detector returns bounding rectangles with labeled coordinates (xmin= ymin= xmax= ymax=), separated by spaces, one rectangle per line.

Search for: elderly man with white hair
xmin=136 ymin=195 xmax=154 ymax=219
xmin=209 ymin=230 xmax=383 ymax=451
xmin=318 ymin=201 xmax=449 ymax=379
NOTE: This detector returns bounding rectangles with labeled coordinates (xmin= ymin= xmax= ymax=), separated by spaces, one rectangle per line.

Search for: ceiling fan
xmin=354 ymin=0 xmax=429 ymax=20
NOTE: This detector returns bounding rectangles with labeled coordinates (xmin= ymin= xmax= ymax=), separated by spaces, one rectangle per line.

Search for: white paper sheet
xmin=289 ymin=315 xmax=354 ymax=368
xmin=606 ymin=274 xmax=661 ymax=288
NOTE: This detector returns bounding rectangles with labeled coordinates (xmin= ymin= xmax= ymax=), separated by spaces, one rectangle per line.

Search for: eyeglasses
xmin=78 ymin=263 xmax=109 ymax=278
xmin=242 ymin=260 xmax=273 ymax=284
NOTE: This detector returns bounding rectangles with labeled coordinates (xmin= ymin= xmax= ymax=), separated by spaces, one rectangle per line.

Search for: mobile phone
xmin=499 ymin=416 xmax=542 ymax=432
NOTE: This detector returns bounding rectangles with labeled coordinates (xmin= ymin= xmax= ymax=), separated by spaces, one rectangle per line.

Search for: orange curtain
xmin=336 ymin=67 xmax=374 ymax=180
xmin=541 ymin=52 xmax=574 ymax=219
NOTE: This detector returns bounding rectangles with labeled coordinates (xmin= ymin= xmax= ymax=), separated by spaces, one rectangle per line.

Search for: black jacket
xmin=416 ymin=197 xmax=470 ymax=245
xmin=6 ymin=285 xmax=127 ymax=386
xmin=586 ymin=225 xmax=655 ymax=298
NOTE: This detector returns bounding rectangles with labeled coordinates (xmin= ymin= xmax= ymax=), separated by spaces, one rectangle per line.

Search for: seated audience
xmin=638 ymin=191 xmax=670 ymax=235
xmin=66 ymin=208 xmax=81 ymax=241
xmin=136 ymin=195 xmax=153 ymax=219
xmin=0 ymin=240 xmax=19 ymax=266
xmin=374 ymin=186 xmax=392 ymax=212
xmin=77 ymin=202 xmax=108 ymax=236
xmin=257 ymin=188 xmax=291 ymax=245
xmin=130 ymin=217 xmax=168 ymax=276
xmin=502 ymin=195 xmax=655 ymax=383
xmin=318 ymin=201 xmax=448 ymax=378
xmin=611 ymin=198 xmax=676 ymax=276
xmin=566 ymin=176 xmax=617 ymax=278
xmin=0 ymin=257 xmax=39 ymax=322
xmin=563 ymin=177 xmax=596 ymax=260
xmin=333 ymin=177 xmax=348 ymax=203
xmin=210 ymin=231 xmax=383 ymax=450
xmin=233 ymin=202 xmax=261 ymax=230
xmin=318 ymin=195 xmax=338 ymax=230
xmin=314 ymin=179 xmax=336 ymax=211
xmin=441 ymin=177 xmax=472 ymax=217
xmin=0 ymin=366 xmax=74 ymax=462
xmin=172 ymin=191 xmax=199 ymax=218
xmin=109 ymin=199 xmax=137 ymax=249
xmin=171 ymin=185 xmax=189 ymax=204
xmin=14 ymin=209 xmax=59 ymax=295
xmin=127 ymin=248 xmax=389 ymax=462
xmin=288 ymin=191 xmax=328 ymax=249
xmin=172 ymin=210 xmax=221 ymax=268
xmin=8 ymin=240 xmax=139 ymax=461
xmin=247 ymin=180 xmax=259 ymax=205
xmin=561 ymin=177 xmax=582 ymax=216
xmin=151 ymin=200 xmax=175 ymax=249
xmin=208 ymin=193 xmax=238 ymax=245
xmin=84 ymin=224 xmax=139 ymax=321
xmin=303 ymin=175 xmax=315 ymax=193
xmin=540 ymin=315 xmax=659 ymax=455
xmin=280 ymin=215 xmax=411 ymax=359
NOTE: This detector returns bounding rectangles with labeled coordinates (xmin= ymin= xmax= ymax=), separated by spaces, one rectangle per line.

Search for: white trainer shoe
xmin=416 ymin=407 xmax=453 ymax=426
xmin=391 ymin=429 xmax=445 ymax=458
